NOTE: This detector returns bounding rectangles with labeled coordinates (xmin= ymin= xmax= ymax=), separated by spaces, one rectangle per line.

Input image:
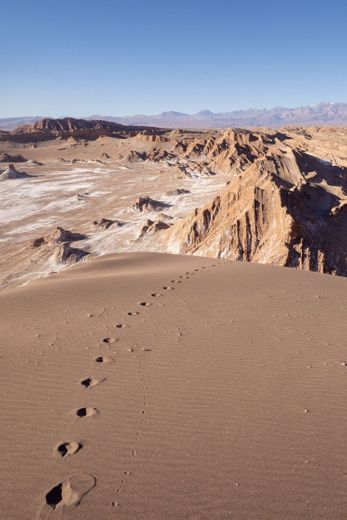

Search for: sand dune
xmin=1 ymin=252 xmax=347 ymax=519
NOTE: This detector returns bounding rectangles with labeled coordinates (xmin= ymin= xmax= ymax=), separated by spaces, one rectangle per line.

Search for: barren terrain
xmin=1 ymin=120 xmax=347 ymax=519
xmin=0 ymin=121 xmax=346 ymax=289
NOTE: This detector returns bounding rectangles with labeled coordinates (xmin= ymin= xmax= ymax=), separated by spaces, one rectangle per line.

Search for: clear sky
xmin=1 ymin=0 xmax=347 ymax=117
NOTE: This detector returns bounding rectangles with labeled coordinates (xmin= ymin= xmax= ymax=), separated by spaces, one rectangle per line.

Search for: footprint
xmin=163 ymin=286 xmax=174 ymax=290
xmin=95 ymin=355 xmax=112 ymax=363
xmin=39 ymin=474 xmax=96 ymax=517
xmin=80 ymin=377 xmax=104 ymax=389
xmin=194 ymin=269 xmax=199 ymax=272
xmin=55 ymin=441 xmax=83 ymax=458
xmin=151 ymin=293 xmax=161 ymax=297
xmin=138 ymin=302 xmax=151 ymax=307
xmin=102 ymin=337 xmax=115 ymax=344
xmin=75 ymin=407 xmax=99 ymax=418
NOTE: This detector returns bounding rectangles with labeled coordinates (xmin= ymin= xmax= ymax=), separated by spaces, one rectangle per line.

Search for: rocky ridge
xmin=157 ymin=131 xmax=347 ymax=276
xmin=0 ymin=117 xmax=168 ymax=143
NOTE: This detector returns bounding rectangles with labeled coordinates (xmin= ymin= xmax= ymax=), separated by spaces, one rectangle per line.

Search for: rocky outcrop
xmin=17 ymin=118 xmax=124 ymax=134
xmin=133 ymin=196 xmax=171 ymax=212
xmin=51 ymin=243 xmax=89 ymax=264
xmin=176 ymin=161 xmax=215 ymax=178
xmin=32 ymin=227 xmax=86 ymax=246
xmin=93 ymin=218 xmax=126 ymax=230
xmin=166 ymin=188 xmax=191 ymax=196
xmin=139 ymin=131 xmax=169 ymax=143
xmin=112 ymin=129 xmax=275 ymax=177
xmin=93 ymin=218 xmax=115 ymax=230
xmin=31 ymin=227 xmax=89 ymax=265
xmin=0 ymin=164 xmax=30 ymax=180
xmin=1 ymin=117 xmax=168 ymax=143
xmin=126 ymin=150 xmax=148 ymax=162
xmin=163 ymin=147 xmax=347 ymax=276
xmin=137 ymin=219 xmax=171 ymax=241
xmin=0 ymin=153 xmax=27 ymax=162
xmin=125 ymin=148 xmax=174 ymax=163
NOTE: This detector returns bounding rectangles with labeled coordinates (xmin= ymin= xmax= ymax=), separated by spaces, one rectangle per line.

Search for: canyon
xmin=0 ymin=119 xmax=346 ymax=288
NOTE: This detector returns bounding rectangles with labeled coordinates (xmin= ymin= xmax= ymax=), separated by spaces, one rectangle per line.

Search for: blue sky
xmin=1 ymin=0 xmax=347 ymax=117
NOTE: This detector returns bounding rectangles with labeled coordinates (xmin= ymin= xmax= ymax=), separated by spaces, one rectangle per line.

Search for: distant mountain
xmin=0 ymin=116 xmax=43 ymax=131
xmin=1 ymin=102 xmax=347 ymax=131
xmin=91 ymin=102 xmax=347 ymax=129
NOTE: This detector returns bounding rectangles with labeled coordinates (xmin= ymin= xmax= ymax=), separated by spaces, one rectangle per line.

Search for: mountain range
xmin=1 ymin=102 xmax=347 ymax=131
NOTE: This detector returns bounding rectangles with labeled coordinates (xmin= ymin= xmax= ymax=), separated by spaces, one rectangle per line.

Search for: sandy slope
xmin=1 ymin=253 xmax=347 ymax=519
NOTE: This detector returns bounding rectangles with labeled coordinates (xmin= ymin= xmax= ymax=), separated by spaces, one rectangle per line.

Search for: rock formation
xmin=166 ymin=188 xmax=191 ymax=196
xmin=51 ymin=243 xmax=89 ymax=264
xmin=0 ymin=117 xmax=168 ymax=143
xmin=0 ymin=153 xmax=27 ymax=162
xmin=93 ymin=218 xmax=126 ymax=230
xmin=163 ymin=145 xmax=347 ymax=276
xmin=126 ymin=150 xmax=148 ymax=162
xmin=1 ymin=122 xmax=347 ymax=284
xmin=137 ymin=219 xmax=171 ymax=241
xmin=133 ymin=196 xmax=171 ymax=212
xmin=31 ymin=227 xmax=89 ymax=264
xmin=0 ymin=164 xmax=30 ymax=180
xmin=32 ymin=227 xmax=86 ymax=246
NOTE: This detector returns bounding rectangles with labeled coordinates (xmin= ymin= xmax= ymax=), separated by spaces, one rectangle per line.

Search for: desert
xmin=2 ymin=252 xmax=347 ymax=519
xmin=0 ymin=120 xmax=346 ymax=290
xmin=1 ymin=1 xmax=347 ymax=518
xmin=0 ymin=118 xmax=347 ymax=519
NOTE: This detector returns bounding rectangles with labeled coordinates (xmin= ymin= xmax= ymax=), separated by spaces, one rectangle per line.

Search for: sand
xmin=1 ymin=252 xmax=347 ymax=519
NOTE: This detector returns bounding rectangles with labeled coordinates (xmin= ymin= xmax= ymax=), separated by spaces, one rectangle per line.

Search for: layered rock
xmin=137 ymin=219 xmax=171 ymax=241
xmin=163 ymin=148 xmax=347 ymax=276
xmin=32 ymin=227 xmax=86 ymax=246
xmin=51 ymin=243 xmax=89 ymax=264
xmin=1 ymin=117 xmax=168 ymax=143
xmin=31 ymin=227 xmax=89 ymax=265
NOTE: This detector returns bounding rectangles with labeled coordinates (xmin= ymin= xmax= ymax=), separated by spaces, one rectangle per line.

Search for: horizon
xmin=1 ymin=100 xmax=346 ymax=121
xmin=1 ymin=0 xmax=347 ymax=118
